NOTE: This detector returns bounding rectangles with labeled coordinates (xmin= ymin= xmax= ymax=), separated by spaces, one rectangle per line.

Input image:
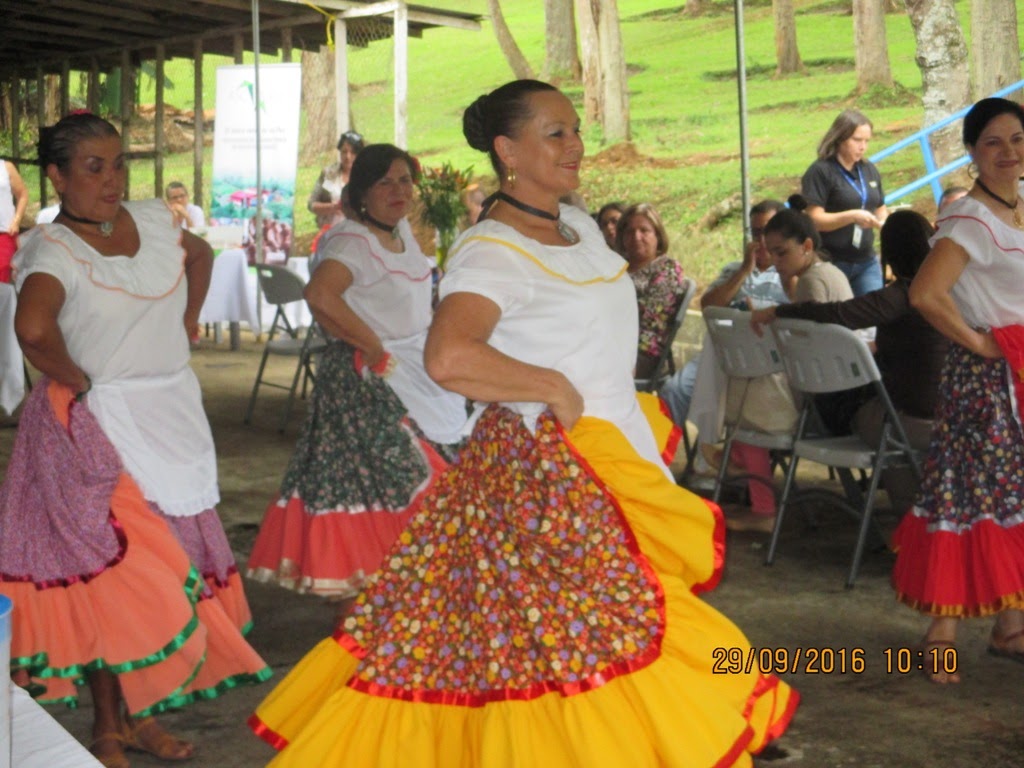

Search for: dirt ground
xmin=3 ymin=333 xmax=1023 ymax=767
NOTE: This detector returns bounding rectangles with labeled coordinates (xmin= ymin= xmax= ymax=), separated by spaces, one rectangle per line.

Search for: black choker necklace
xmin=496 ymin=192 xmax=579 ymax=243
xmin=59 ymin=206 xmax=114 ymax=237
xmin=975 ymin=179 xmax=1023 ymax=226
xmin=361 ymin=212 xmax=400 ymax=239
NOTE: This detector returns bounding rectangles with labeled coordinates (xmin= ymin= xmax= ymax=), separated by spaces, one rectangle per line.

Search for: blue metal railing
xmin=868 ymin=80 xmax=1024 ymax=206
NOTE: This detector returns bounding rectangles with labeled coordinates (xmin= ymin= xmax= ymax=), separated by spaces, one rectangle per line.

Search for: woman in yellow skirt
xmin=250 ymin=79 xmax=797 ymax=767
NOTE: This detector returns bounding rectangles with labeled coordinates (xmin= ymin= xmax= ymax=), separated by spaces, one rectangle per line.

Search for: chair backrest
xmin=637 ymin=277 xmax=698 ymax=391
xmin=254 ymin=264 xmax=306 ymax=307
xmin=771 ymin=318 xmax=881 ymax=394
xmin=702 ymin=306 xmax=785 ymax=380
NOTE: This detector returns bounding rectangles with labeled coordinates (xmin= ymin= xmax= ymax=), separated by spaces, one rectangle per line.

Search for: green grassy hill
xmin=18 ymin=0 xmax=1016 ymax=285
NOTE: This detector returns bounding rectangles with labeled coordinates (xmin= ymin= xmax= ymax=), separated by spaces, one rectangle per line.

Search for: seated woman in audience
xmin=596 ymin=200 xmax=625 ymax=252
xmin=760 ymin=201 xmax=859 ymax=438
xmin=617 ymin=202 xmax=686 ymax=379
xmin=751 ymin=209 xmax=948 ymax=513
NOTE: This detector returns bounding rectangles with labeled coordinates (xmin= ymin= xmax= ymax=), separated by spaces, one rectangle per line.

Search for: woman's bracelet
xmin=75 ymin=374 xmax=92 ymax=402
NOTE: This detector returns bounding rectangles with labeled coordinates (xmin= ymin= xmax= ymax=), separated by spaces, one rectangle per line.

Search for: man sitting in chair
xmin=165 ymin=181 xmax=207 ymax=231
xmin=660 ymin=199 xmax=791 ymax=427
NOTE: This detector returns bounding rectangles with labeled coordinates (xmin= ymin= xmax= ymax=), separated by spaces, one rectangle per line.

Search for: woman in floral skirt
xmin=249 ymin=81 xmax=796 ymax=767
xmin=893 ymin=97 xmax=1024 ymax=683
xmin=247 ymin=144 xmax=468 ymax=601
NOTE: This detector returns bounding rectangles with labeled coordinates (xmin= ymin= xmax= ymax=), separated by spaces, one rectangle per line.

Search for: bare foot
xmin=988 ymin=611 xmax=1024 ymax=665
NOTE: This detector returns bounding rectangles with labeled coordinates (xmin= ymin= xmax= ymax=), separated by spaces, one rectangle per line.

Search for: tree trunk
xmin=969 ymin=0 xmax=1020 ymax=100
xmin=596 ymin=0 xmax=630 ymax=143
xmin=543 ymin=0 xmax=581 ymax=82
xmin=300 ymin=46 xmax=336 ymax=166
xmin=854 ymin=0 xmax=893 ymax=92
xmin=904 ymin=0 xmax=970 ymax=167
xmin=574 ymin=0 xmax=630 ymax=143
xmin=685 ymin=0 xmax=708 ymax=16
xmin=575 ymin=0 xmax=601 ymax=124
xmin=487 ymin=0 xmax=535 ymax=80
xmin=772 ymin=0 xmax=804 ymax=76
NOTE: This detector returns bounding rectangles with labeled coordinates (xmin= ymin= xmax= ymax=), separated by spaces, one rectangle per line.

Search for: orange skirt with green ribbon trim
xmin=1 ymin=381 xmax=271 ymax=716
xmin=250 ymin=395 xmax=797 ymax=767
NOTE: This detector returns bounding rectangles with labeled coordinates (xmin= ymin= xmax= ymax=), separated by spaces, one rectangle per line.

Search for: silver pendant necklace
xmin=59 ymin=207 xmax=114 ymax=237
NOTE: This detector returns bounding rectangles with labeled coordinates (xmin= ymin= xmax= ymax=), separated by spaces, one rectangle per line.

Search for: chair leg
xmin=711 ymin=432 xmax=736 ymax=504
xmin=765 ymin=454 xmax=801 ymax=566
xmin=846 ymin=462 xmax=887 ymax=588
xmin=279 ymin=353 xmax=308 ymax=433
xmin=244 ymin=348 xmax=272 ymax=425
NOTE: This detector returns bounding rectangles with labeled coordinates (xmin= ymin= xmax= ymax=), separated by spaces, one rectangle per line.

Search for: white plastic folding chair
xmin=243 ymin=264 xmax=328 ymax=432
xmin=767 ymin=318 xmax=922 ymax=587
xmin=635 ymin=277 xmax=699 ymax=476
xmin=701 ymin=306 xmax=794 ymax=505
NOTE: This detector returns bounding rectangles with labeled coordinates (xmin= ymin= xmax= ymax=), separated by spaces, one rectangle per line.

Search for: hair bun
xmin=787 ymin=193 xmax=809 ymax=212
xmin=462 ymin=94 xmax=492 ymax=153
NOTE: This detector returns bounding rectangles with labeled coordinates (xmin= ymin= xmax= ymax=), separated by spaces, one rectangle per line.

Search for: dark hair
xmin=616 ymin=202 xmax=670 ymax=258
xmin=817 ymin=109 xmax=873 ymax=161
xmin=463 ymin=79 xmax=559 ymax=176
xmin=880 ymin=209 xmax=934 ymax=282
xmin=597 ymin=201 xmax=625 ymax=226
xmin=763 ymin=206 xmax=822 ymax=252
xmin=37 ymin=112 xmax=119 ymax=172
xmin=938 ymin=186 xmax=968 ymax=208
xmin=165 ymin=181 xmax=187 ymax=196
xmin=962 ymin=97 xmax=1024 ymax=147
xmin=749 ymin=199 xmax=785 ymax=218
xmin=346 ymin=143 xmax=418 ymax=216
xmin=337 ymin=130 xmax=365 ymax=153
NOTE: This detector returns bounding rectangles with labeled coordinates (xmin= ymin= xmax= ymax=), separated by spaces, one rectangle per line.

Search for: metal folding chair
xmin=701 ymin=306 xmax=794 ymax=506
xmin=243 ymin=264 xmax=328 ymax=432
xmin=767 ymin=318 xmax=922 ymax=587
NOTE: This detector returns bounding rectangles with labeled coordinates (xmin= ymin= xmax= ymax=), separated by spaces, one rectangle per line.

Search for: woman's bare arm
xmin=424 ymin=291 xmax=583 ymax=429
xmin=15 ymin=273 xmax=90 ymax=393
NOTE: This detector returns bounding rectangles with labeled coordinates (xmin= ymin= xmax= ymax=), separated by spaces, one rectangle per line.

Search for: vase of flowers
xmin=416 ymin=162 xmax=473 ymax=271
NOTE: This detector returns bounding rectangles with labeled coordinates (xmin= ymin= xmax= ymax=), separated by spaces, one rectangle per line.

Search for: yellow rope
xmin=298 ymin=0 xmax=338 ymax=50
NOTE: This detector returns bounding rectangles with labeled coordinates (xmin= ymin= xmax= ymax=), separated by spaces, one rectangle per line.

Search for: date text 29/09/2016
xmin=711 ymin=646 xmax=959 ymax=676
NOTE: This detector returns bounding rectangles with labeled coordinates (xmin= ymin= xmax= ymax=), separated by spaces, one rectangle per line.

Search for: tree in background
xmin=772 ymin=0 xmax=804 ymax=76
xmin=543 ymin=0 xmax=581 ymax=82
xmin=853 ymin=0 xmax=893 ymax=92
xmin=487 ymin=0 xmax=535 ymax=80
xmin=575 ymin=0 xmax=630 ymax=143
xmin=301 ymin=46 xmax=337 ymax=166
xmin=904 ymin=0 xmax=970 ymax=167
xmin=969 ymin=0 xmax=1020 ymax=101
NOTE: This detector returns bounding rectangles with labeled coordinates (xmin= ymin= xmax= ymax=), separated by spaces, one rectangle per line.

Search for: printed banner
xmin=209 ymin=63 xmax=301 ymax=263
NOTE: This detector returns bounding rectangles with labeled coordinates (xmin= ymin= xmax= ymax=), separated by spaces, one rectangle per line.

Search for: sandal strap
xmin=992 ymin=627 xmax=1024 ymax=645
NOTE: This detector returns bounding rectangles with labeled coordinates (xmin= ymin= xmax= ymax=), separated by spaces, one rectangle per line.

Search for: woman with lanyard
xmin=801 ymin=109 xmax=888 ymax=296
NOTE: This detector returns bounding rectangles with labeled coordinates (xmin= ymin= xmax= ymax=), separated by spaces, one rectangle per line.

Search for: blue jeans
xmin=833 ymin=257 xmax=883 ymax=297
xmin=659 ymin=358 xmax=699 ymax=427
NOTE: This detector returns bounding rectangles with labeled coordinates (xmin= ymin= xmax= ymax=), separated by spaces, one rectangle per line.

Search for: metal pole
xmin=252 ymin=0 xmax=264 ymax=336
xmin=734 ymin=0 xmax=751 ymax=244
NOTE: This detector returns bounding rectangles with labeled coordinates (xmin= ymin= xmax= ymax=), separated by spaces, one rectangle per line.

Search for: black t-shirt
xmin=801 ymin=158 xmax=885 ymax=263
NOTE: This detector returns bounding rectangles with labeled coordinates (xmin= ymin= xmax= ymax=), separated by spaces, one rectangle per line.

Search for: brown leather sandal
xmin=90 ymin=731 xmax=130 ymax=768
xmin=122 ymin=716 xmax=195 ymax=762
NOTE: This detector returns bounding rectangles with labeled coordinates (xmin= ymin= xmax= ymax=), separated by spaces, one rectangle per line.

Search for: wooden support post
xmin=394 ymin=1 xmax=408 ymax=148
xmin=193 ymin=39 xmax=204 ymax=214
xmin=155 ymin=45 xmax=165 ymax=197
xmin=334 ymin=19 xmax=349 ymax=132
xmin=36 ymin=67 xmax=46 ymax=205
xmin=121 ymin=49 xmax=132 ymax=199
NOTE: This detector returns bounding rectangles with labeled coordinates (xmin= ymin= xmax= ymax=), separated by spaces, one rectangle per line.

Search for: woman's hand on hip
xmin=548 ymin=373 xmax=584 ymax=430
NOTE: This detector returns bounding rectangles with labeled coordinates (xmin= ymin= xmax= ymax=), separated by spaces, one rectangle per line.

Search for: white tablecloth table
xmin=10 ymin=683 xmax=102 ymax=768
xmin=198 ymin=250 xmax=313 ymax=349
xmin=0 ymin=283 xmax=25 ymax=417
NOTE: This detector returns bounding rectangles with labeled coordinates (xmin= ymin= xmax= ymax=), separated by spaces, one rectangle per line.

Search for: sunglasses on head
xmin=339 ymin=131 xmax=363 ymax=145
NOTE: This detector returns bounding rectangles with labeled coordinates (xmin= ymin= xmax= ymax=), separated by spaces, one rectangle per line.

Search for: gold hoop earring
xmin=506 ymin=167 xmax=516 ymax=188
xmin=968 ymin=162 xmax=978 ymax=179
